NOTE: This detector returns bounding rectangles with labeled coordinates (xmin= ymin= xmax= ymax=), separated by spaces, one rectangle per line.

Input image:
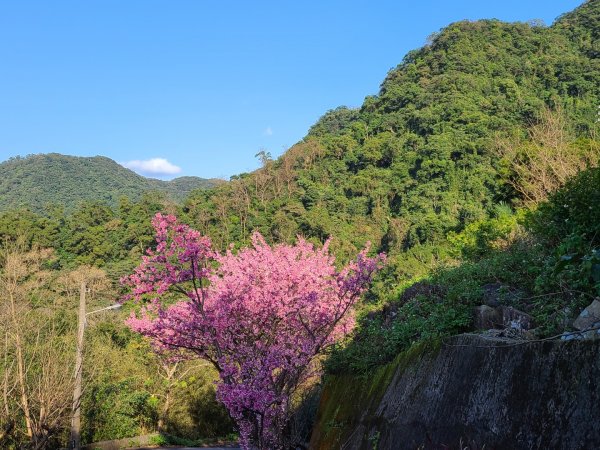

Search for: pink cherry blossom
xmin=122 ymin=213 xmax=384 ymax=449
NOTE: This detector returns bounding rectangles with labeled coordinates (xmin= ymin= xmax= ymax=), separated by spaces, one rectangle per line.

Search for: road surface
xmin=137 ymin=447 xmax=239 ymax=450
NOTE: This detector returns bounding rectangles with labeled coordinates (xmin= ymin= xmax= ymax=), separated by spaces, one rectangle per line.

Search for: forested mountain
xmin=0 ymin=153 xmax=221 ymax=212
xmin=183 ymin=0 xmax=599 ymax=262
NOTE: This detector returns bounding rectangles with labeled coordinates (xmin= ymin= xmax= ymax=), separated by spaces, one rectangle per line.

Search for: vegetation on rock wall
xmin=326 ymin=167 xmax=600 ymax=373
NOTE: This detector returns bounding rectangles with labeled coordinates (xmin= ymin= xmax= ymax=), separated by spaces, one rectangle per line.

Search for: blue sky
xmin=0 ymin=0 xmax=582 ymax=179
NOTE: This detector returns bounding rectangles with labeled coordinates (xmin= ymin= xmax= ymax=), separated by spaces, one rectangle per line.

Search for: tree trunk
xmin=9 ymin=289 xmax=33 ymax=439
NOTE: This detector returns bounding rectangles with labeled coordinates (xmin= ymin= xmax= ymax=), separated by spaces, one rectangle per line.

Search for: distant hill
xmin=0 ymin=153 xmax=221 ymax=212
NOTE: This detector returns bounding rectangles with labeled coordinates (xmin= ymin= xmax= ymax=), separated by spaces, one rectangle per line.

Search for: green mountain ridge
xmin=0 ymin=153 xmax=221 ymax=212
xmin=183 ymin=0 xmax=599 ymax=256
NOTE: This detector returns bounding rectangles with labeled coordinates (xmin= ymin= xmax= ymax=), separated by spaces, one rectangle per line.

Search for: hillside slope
xmin=0 ymin=153 xmax=220 ymax=211
xmin=183 ymin=0 xmax=599 ymax=260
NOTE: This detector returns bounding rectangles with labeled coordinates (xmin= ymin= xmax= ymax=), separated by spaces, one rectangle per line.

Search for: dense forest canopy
xmin=182 ymin=1 xmax=599 ymax=261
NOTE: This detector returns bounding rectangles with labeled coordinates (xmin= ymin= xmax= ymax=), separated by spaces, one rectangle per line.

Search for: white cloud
xmin=263 ymin=126 xmax=273 ymax=136
xmin=121 ymin=158 xmax=182 ymax=176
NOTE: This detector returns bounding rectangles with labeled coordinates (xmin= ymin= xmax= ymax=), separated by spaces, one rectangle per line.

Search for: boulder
xmin=473 ymin=305 xmax=534 ymax=331
xmin=473 ymin=305 xmax=502 ymax=330
xmin=500 ymin=306 xmax=534 ymax=331
xmin=573 ymin=299 xmax=600 ymax=331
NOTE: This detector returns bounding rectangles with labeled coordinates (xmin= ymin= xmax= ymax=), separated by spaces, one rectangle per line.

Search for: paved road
xmin=138 ymin=447 xmax=239 ymax=450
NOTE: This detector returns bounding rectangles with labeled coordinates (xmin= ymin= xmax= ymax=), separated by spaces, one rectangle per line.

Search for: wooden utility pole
xmin=69 ymin=281 xmax=86 ymax=450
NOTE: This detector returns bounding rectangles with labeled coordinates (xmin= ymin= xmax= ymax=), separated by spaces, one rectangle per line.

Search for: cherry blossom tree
xmin=122 ymin=213 xmax=384 ymax=449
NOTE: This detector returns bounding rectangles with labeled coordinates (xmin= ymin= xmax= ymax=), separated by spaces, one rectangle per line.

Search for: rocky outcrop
xmin=573 ymin=299 xmax=600 ymax=331
xmin=310 ymin=335 xmax=600 ymax=449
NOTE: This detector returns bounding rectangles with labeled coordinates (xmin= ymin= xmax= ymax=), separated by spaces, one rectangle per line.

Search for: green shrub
xmin=447 ymin=203 xmax=521 ymax=258
xmin=532 ymin=168 xmax=600 ymax=247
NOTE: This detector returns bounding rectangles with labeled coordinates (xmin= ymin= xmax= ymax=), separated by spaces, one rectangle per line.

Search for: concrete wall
xmin=310 ymin=335 xmax=600 ymax=449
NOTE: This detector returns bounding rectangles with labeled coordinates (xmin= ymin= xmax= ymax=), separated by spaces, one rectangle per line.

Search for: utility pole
xmin=69 ymin=281 xmax=86 ymax=450
xmin=68 ymin=281 xmax=121 ymax=450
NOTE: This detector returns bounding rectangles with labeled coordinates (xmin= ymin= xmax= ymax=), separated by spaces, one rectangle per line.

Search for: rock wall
xmin=309 ymin=335 xmax=600 ymax=449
